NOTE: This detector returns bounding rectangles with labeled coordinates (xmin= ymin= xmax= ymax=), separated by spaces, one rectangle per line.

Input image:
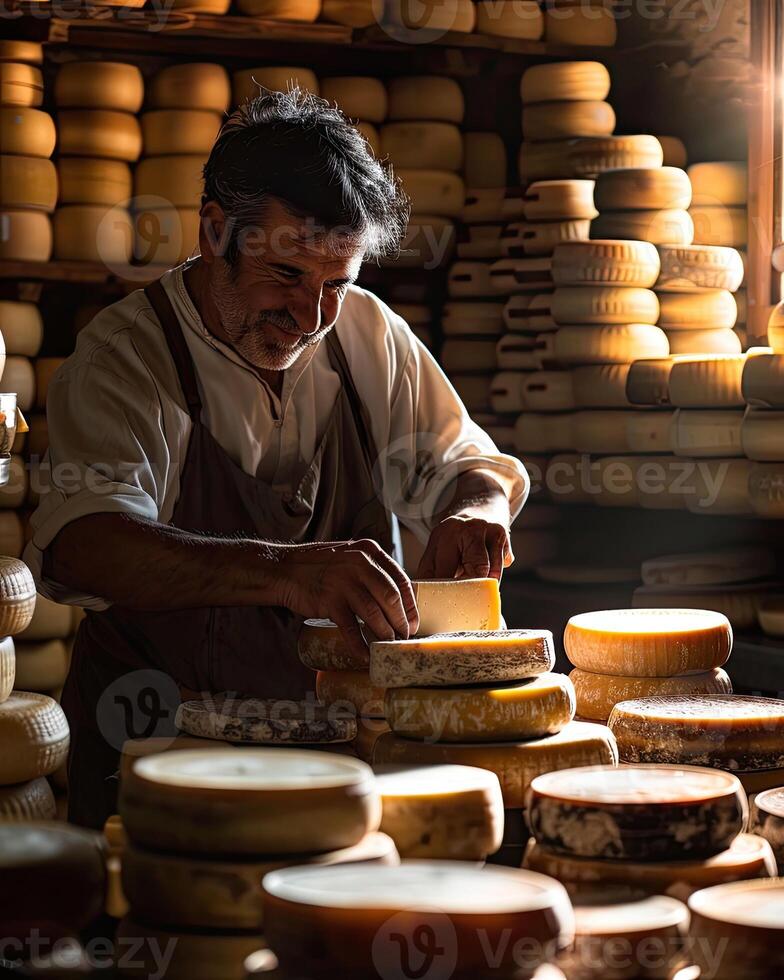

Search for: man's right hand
xmin=275 ymin=539 xmax=419 ymax=662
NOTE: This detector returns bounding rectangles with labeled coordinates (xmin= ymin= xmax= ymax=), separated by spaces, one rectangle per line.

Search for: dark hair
xmin=202 ymin=86 xmax=410 ymax=266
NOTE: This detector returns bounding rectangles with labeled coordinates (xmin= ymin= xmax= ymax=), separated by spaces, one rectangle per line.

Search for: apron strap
xmin=144 ymin=279 xmax=203 ymax=421
xmin=325 ymin=329 xmax=379 ymax=471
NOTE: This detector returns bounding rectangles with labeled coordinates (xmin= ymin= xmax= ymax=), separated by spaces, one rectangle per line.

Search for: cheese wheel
xmin=388 ymin=0 xmax=476 ymax=32
xmin=463 ymin=187 xmax=525 ymax=224
xmin=591 ymin=208 xmax=695 ymax=246
xmin=525 ymin=833 xmax=776 ymax=901
xmin=523 ymin=101 xmax=615 ymax=142
xmin=553 ymin=325 xmax=669 ymax=365
xmin=319 ymin=77 xmax=387 ymax=123
xmin=56 ymin=157 xmax=132 ymax=208
xmin=442 ymin=302 xmax=503 ymax=336
xmin=751 ymin=788 xmax=784 ymax=873
xmin=0 ymin=41 xmax=43 ymax=65
xmin=670 ymin=408 xmax=743 ymax=457
xmin=0 ymin=776 xmax=56 ymax=822
xmin=380 ymin=122 xmax=463 ymax=171
xmin=552 ymin=239 xmax=661 ymax=287
xmin=515 ymin=411 xmax=574 ymax=452
xmin=375 ymin=722 xmax=618 ymax=809
xmin=55 ymin=62 xmax=143 ymax=112
xmin=387 ymin=76 xmax=464 ymax=123
xmin=397 ymin=169 xmax=464 ymax=218
xmin=521 ymin=62 xmax=611 ymax=104
xmin=0 ymin=301 xmax=42 ymax=358
xmin=463 ymin=132 xmax=506 ymax=189
xmin=523 ymin=182 xmax=597 ymax=227
xmin=3 ymin=357 xmax=35 ymax=413
xmin=451 ymin=373 xmax=493 ymax=412
xmin=54 ymin=205 xmax=133 ymax=264
xmin=134 ymin=155 xmax=203 ymax=210
xmin=457 ymin=224 xmax=505 ymax=263
xmin=0 ymin=107 xmax=55 ymax=158
xmin=0 ymin=512 xmax=24 ymax=558
xmin=233 ymin=67 xmax=319 ymax=104
xmin=476 ymin=0 xmax=544 ymax=38
xmin=633 ymin=581 xmax=764 ymax=628
xmin=149 ymin=63 xmax=230 ymax=112
xmin=353 ymin=718 xmax=390 ymax=765
xmin=316 ymin=670 xmax=385 ymax=720
xmin=571 ymin=667 xmax=733 ymax=722
xmin=666 ymin=328 xmax=742 ymax=355
xmin=489 ymin=257 xmax=553 ymax=295
xmin=121 ymin=832 xmax=396 ymax=932
xmin=520 ymin=135 xmax=663 ymax=182
xmin=522 ymin=371 xmax=576 ymax=411
xmin=0 ymin=63 xmax=43 ymax=107
xmin=742 ymin=408 xmax=784 ymax=460
xmin=565 ymin=609 xmax=732 ymax=677
xmin=263 ymin=862 xmax=573 ymax=979
xmin=176 ymin=695 xmax=356 ymax=745
xmin=657 ymin=135 xmax=688 ymax=168
xmin=626 ymin=355 xmax=684 ymax=406
xmin=140 ymin=109 xmax=221 ymax=157
xmin=658 ymin=289 xmax=737 ymax=330
xmin=496 ymin=336 xmax=537 ymax=371
xmin=120 ymin=748 xmax=380 ymax=856
xmin=595 ymin=167 xmax=692 ymax=211
xmin=414 ymin=577 xmax=502 ymax=634
xmin=572 ymin=410 xmax=630 ymax=454
xmin=0 ymin=692 xmax=69 ymax=784
xmin=298 ymin=619 xmax=369 ymax=671
xmin=743 ymin=353 xmax=784 ymax=406
xmin=626 ymin=409 xmax=676 ymax=454
xmin=0 ymin=210 xmax=52 ymax=262
xmin=0 ymin=635 xmax=14 ymax=702
xmin=370 ymin=630 xmax=555 ymax=689
xmin=529 ymin=764 xmax=745 ymax=861
xmin=688 ymin=878 xmax=784 ymax=979
xmin=552 ymin=286 xmax=659 ymax=326
xmin=669 ymin=353 xmax=750 ymax=408
xmin=448 ymin=260 xmax=493 ymax=298
xmin=441 ymin=338 xmax=498 ymax=372
xmin=386 ymin=673 xmax=575 ymax=743
xmin=57 ymin=110 xmax=142 ymax=162
xmin=690 ymin=204 xmax=747 ymax=248
xmin=689 ymin=161 xmax=747 ymax=206
xmin=502 ymin=219 xmax=591 ymax=258
xmin=642 ymin=547 xmax=774 ymax=587
xmin=235 ymin=0 xmax=320 ymax=18
xmin=374 ymin=764 xmax=503 ymax=860
xmin=13 ymin=639 xmax=69 ymax=693
xmin=571 ymin=364 xmax=630 ymax=407
xmin=134 ymin=206 xmax=200 ymax=266
xmin=544 ymin=2 xmax=618 ymax=46
xmin=609 ymin=695 xmax=784 ymax=770
xmin=656 ymin=243 xmax=744 ymax=292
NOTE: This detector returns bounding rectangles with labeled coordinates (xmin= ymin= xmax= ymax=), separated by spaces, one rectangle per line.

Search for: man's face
xmin=205 ymin=199 xmax=364 ymax=372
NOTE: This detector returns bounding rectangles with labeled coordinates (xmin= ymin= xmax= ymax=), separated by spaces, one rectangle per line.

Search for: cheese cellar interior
xmin=2 ymin=0 xmax=784 ymax=977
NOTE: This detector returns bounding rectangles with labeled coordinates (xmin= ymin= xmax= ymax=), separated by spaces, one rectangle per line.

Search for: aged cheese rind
xmin=298 ymin=618 xmax=370 ymax=671
xmin=413 ymin=578 xmax=502 ymax=634
xmin=0 ymin=556 xmax=36 ymax=636
xmin=656 ymin=244 xmax=744 ymax=292
xmin=370 ymin=629 xmax=556 ymax=688
xmin=385 ymin=672 xmax=576 ymax=742
xmin=565 ymin=608 xmax=732 ymax=677
xmin=0 ymin=636 xmax=13 ymax=702
xmin=0 ymin=691 xmax=69 ymax=784
xmin=120 ymin=748 xmax=381 ymax=856
xmin=374 ymin=764 xmax=504 ymax=860
xmin=552 ymin=239 xmax=660 ymax=287
xmin=316 ymin=670 xmax=385 ymax=720
xmin=373 ymin=721 xmax=618 ymax=808
xmin=527 ymin=764 xmax=746 ymax=861
xmin=0 ymin=776 xmax=56 ymax=821
xmin=608 ymin=695 xmax=784 ymax=770
xmin=751 ymin=787 xmax=784 ymax=873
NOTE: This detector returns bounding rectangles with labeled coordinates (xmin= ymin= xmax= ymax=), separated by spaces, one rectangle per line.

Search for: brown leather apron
xmin=60 ymin=278 xmax=395 ymax=828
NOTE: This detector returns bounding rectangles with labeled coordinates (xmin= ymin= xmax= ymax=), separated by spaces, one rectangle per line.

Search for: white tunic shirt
xmin=25 ymin=262 xmax=528 ymax=608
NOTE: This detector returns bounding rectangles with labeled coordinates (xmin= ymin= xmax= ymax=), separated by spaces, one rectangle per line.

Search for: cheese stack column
xmin=566 ymin=607 xmax=733 ymax=724
xmin=0 ymin=41 xmax=54 ymax=263
xmin=54 ymin=62 xmax=143 ymax=265
xmin=689 ymin=162 xmax=748 ymax=292
xmin=118 ymin=747 xmax=394 ymax=979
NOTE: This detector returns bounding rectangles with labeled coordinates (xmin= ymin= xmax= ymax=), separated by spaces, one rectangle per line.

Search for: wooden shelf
xmin=0 ymin=258 xmax=169 ymax=287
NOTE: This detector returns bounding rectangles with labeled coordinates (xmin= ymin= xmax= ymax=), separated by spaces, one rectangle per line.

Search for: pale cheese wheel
xmin=0 ymin=63 xmax=43 ymax=108
xmin=688 ymin=161 xmax=747 ymax=206
xmin=613 ymin=692 xmax=784 ymax=772
xmin=553 ymin=325 xmax=669 ymax=365
xmin=659 ymin=136 xmax=688 ymax=168
xmin=524 ymin=833 xmax=776 ymax=901
xmin=521 ymin=62 xmax=611 ymax=104
xmin=572 ymin=364 xmax=630 ymax=407
xmin=528 ymin=764 xmax=745 ymax=861
xmin=767 ymin=302 xmax=784 ymax=351
xmin=442 ymin=301 xmax=503 ymax=336
xmin=0 ymin=210 xmax=52 ymax=262
xmin=572 ymin=410 xmax=630 ymax=454
xmin=502 ymin=219 xmax=591 ymax=258
xmin=321 ymin=0 xmax=376 ymax=26
xmin=670 ymin=408 xmax=743 ymax=457
xmin=457 ymin=224 xmax=505 ymax=263
xmin=565 ymin=608 xmax=732 ymax=677
xmin=57 ymin=109 xmax=142 ymax=162
xmin=476 ymin=0 xmax=543 ymax=39
xmin=462 ymin=132 xmax=506 ymax=189
xmin=374 ymin=721 xmax=618 ymax=809
xmin=669 ymin=353 xmax=756 ymax=408
xmin=233 ymin=67 xmax=319 ymax=103
xmin=134 ymin=206 xmax=200 ymax=266
xmin=319 ymin=77 xmax=387 ymax=122
xmin=520 ymin=135 xmax=663 ymax=182
xmin=148 ymin=63 xmax=231 ymax=112
xmin=552 ymin=239 xmax=660 ymax=287
xmin=121 ymin=832 xmax=397 ymax=931
xmin=298 ymin=619 xmax=368 ymax=671
xmin=523 ymin=101 xmax=615 ymax=142
xmin=643 ymin=548 xmax=775 ymax=588
xmin=17 ymin=594 xmax=72 ymax=640
xmin=463 ymin=187 xmax=526 ymax=224
xmin=571 ymin=667 xmax=733 ymax=722
xmin=387 ymin=76 xmax=464 ymax=123
xmin=3 ymin=355 xmax=35 ymax=411
xmin=370 ymin=630 xmax=556 ymax=688
xmin=515 ymin=412 xmax=574 ymax=452
xmin=381 ymin=122 xmax=463 ymax=171
xmin=496 ymin=337 xmax=537 ymax=372
xmin=0 ymin=635 xmax=13 ymax=702
xmin=0 ymin=301 xmax=42 ymax=357
xmin=666 ymin=328 xmax=742 ymax=355
xmin=0 ymin=692 xmax=69 ymax=784
xmin=626 ymin=355 xmax=685 ymax=406
xmin=504 ymin=293 xmax=556 ymax=333
xmin=0 ymin=41 xmax=43 ymax=65
xmin=633 ymin=581 xmax=765 ymax=627
xmin=523 ymin=179 xmax=597 ymax=221
xmin=0 ymin=776 xmax=56 ymax=822
xmin=591 ymin=208 xmax=695 ymax=246
xmin=522 ymin=371 xmax=576 ymax=412
xmin=690 ymin=204 xmax=747 ymax=248
xmin=449 ymin=260 xmax=493 ymax=298
xmin=552 ymin=285 xmax=659 ymax=326
xmin=626 ymin=409 xmax=676 ymax=454
xmin=13 ymin=639 xmax=69 ymax=693
xmin=0 ymin=107 xmax=55 ymax=158
xmin=235 ymin=0 xmax=320 ymax=18
xmin=120 ymin=748 xmax=380 ymax=855
xmin=414 ymin=577 xmax=502 ymax=634
xmin=594 ymin=167 xmax=692 ymax=211
xmin=134 ymin=155 xmax=204 ymax=210
xmin=374 ymin=765 xmax=503 ymax=861
xmin=741 ymin=408 xmax=784 ymax=460
xmin=316 ymin=670 xmax=385 ymax=719
xmin=656 ymin=243 xmax=744 ymax=292
xmin=141 ymin=109 xmax=221 ymax=157
xmin=386 ymin=672 xmax=575 ymax=742
xmin=743 ymin=353 xmax=784 ymax=407
xmin=397 ymin=169 xmax=464 ymax=218
xmin=54 ymin=205 xmax=133 ymax=264
xmin=544 ymin=2 xmax=618 ymax=46
xmin=0 ymin=156 xmax=56 ymax=212
xmin=56 ymin=157 xmax=132 ymax=207
xmin=55 ymin=62 xmax=143 ymax=112
xmin=263 ymin=862 xmax=573 ymax=978
xmin=388 ymin=0 xmax=476 ymax=32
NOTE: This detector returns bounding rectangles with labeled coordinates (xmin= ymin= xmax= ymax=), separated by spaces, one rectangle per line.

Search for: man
xmin=25 ymin=89 xmax=527 ymax=827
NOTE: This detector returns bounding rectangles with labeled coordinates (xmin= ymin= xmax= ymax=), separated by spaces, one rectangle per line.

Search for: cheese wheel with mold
xmin=298 ymin=619 xmax=370 ymax=671
xmin=316 ymin=671 xmax=385 ymax=720
xmin=552 ymin=239 xmax=660 ymax=287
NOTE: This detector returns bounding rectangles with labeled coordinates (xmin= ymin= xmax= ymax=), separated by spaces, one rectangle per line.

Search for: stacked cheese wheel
xmin=118 ymin=747 xmax=392 ymax=979
xmin=54 ymin=61 xmax=144 ymax=265
xmin=751 ymin=787 xmax=784 ymax=873
xmin=689 ymin=161 xmax=748 ymax=256
xmin=386 ymin=0 xmax=477 ymax=34
xmin=524 ymin=762 xmax=776 ymax=903
xmin=543 ymin=0 xmax=618 ymax=47
xmin=0 ymin=41 xmax=55 ymax=263
xmin=136 ymin=63 xmax=230 ymax=267
xmin=475 ymin=0 xmax=543 ymax=40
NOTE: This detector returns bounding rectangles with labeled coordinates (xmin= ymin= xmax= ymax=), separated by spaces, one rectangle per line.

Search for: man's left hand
xmin=417 ymin=513 xmax=513 ymax=581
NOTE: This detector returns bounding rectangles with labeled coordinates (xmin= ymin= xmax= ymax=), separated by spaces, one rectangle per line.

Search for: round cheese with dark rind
xmin=527 ymin=764 xmax=746 ymax=861
xmin=298 ymin=618 xmax=369 ymax=671
xmin=750 ymin=787 xmax=784 ymax=873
